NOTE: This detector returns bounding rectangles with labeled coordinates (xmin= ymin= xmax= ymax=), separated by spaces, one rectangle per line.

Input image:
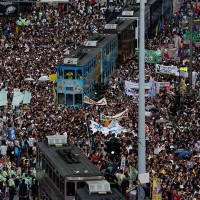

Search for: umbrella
xmin=25 ymin=77 xmax=34 ymax=81
xmin=38 ymin=76 xmax=50 ymax=81
xmin=145 ymin=105 xmax=156 ymax=111
xmin=177 ymin=151 xmax=192 ymax=159
xmin=156 ymin=118 xmax=168 ymax=124
xmin=149 ymin=107 xmax=159 ymax=112
xmin=174 ymin=149 xmax=186 ymax=155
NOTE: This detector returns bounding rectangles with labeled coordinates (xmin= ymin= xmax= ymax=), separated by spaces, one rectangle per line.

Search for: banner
xmin=125 ymin=80 xmax=151 ymax=97
xmin=120 ymin=157 xmax=126 ymax=173
xmin=84 ymin=95 xmax=107 ymax=106
xmin=152 ymin=177 xmax=162 ymax=200
xmin=156 ymin=64 xmax=178 ymax=75
xmin=100 ymin=109 xmax=128 ymax=121
xmin=12 ymin=92 xmax=24 ymax=106
xmin=139 ymin=50 xmax=163 ymax=64
xmin=23 ymin=91 xmax=32 ymax=104
xmin=185 ymin=31 xmax=200 ymax=42
xmin=7 ymin=127 xmax=16 ymax=141
xmin=155 ymin=82 xmax=170 ymax=94
xmin=0 ymin=91 xmax=7 ymax=106
xmin=0 ymin=2 xmax=19 ymax=17
xmin=90 ymin=120 xmax=127 ymax=135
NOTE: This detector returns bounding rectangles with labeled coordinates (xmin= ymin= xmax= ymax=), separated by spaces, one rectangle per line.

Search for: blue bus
xmin=56 ymin=34 xmax=118 ymax=107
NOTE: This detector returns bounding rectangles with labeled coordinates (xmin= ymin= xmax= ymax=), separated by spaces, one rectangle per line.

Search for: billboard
xmin=0 ymin=2 xmax=19 ymax=17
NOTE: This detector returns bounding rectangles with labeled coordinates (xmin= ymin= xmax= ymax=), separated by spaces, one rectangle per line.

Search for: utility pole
xmin=189 ymin=17 xmax=193 ymax=97
xmin=138 ymin=0 xmax=146 ymax=199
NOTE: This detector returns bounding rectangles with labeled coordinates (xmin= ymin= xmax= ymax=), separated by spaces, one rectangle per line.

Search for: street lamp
xmin=0 ymin=23 xmax=2 ymax=38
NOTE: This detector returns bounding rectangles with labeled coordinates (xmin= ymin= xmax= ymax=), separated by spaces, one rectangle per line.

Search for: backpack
xmin=19 ymin=183 xmax=28 ymax=196
xmin=14 ymin=146 xmax=20 ymax=155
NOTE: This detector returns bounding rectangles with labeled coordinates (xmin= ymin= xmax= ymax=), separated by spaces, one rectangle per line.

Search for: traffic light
xmin=105 ymin=139 xmax=120 ymax=155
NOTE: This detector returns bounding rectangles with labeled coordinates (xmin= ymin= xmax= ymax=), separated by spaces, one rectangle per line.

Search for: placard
xmin=138 ymin=173 xmax=149 ymax=184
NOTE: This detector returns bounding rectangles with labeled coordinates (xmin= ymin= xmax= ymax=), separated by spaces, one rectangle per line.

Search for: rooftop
xmin=37 ymin=141 xmax=103 ymax=178
xmin=76 ymin=187 xmax=126 ymax=200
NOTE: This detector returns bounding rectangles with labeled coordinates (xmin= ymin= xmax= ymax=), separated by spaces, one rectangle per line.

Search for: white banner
xmin=84 ymin=95 xmax=107 ymax=106
xmin=90 ymin=120 xmax=127 ymax=135
xmin=156 ymin=64 xmax=178 ymax=75
xmin=100 ymin=109 xmax=128 ymax=121
xmin=125 ymin=81 xmax=151 ymax=97
xmin=0 ymin=91 xmax=7 ymax=106
xmin=120 ymin=156 xmax=126 ymax=173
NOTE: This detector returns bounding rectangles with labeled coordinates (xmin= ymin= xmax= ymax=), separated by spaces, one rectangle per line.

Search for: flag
xmin=194 ymin=0 xmax=200 ymax=14
xmin=152 ymin=177 xmax=162 ymax=200
xmin=155 ymin=24 xmax=158 ymax=35
xmin=49 ymin=74 xmax=57 ymax=81
xmin=138 ymin=49 xmax=163 ymax=64
xmin=53 ymin=86 xmax=56 ymax=102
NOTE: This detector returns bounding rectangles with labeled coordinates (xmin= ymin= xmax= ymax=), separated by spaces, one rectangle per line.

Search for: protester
xmin=0 ymin=1 xmax=199 ymax=200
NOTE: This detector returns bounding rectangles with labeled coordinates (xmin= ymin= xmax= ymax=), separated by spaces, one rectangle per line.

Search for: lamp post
xmin=0 ymin=23 xmax=2 ymax=39
xmin=138 ymin=0 xmax=146 ymax=199
xmin=189 ymin=17 xmax=193 ymax=97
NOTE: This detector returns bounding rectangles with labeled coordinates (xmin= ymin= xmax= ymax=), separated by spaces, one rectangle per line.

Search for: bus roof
xmin=37 ymin=141 xmax=103 ymax=178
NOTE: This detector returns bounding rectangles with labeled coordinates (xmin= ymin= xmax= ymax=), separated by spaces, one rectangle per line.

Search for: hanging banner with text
xmin=125 ymin=80 xmax=151 ymax=97
xmin=100 ymin=109 xmax=128 ymax=121
xmin=90 ymin=120 xmax=127 ymax=135
xmin=156 ymin=64 xmax=178 ymax=75
xmin=84 ymin=95 xmax=107 ymax=106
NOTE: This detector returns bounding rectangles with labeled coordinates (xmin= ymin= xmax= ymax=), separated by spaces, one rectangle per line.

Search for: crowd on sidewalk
xmin=0 ymin=1 xmax=199 ymax=200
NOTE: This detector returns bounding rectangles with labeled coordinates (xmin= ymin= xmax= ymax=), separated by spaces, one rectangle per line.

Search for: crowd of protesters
xmin=0 ymin=0 xmax=199 ymax=200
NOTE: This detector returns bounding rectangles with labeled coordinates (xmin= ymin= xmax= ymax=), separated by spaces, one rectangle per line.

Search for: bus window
xmin=58 ymin=93 xmax=65 ymax=104
xmin=75 ymin=94 xmax=82 ymax=105
xmin=66 ymin=182 xmax=75 ymax=196
xmin=77 ymin=182 xmax=85 ymax=189
xmin=60 ymin=178 xmax=64 ymax=193
xmin=77 ymin=70 xmax=82 ymax=79
xmin=58 ymin=69 xmax=63 ymax=78
xmin=66 ymin=94 xmax=73 ymax=105
xmin=64 ymin=70 xmax=75 ymax=79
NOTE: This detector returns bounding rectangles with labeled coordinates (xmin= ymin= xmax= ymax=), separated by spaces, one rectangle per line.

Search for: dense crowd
xmin=0 ymin=1 xmax=199 ymax=200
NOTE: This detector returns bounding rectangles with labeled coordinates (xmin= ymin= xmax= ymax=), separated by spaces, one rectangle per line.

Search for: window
xmin=56 ymin=174 xmax=59 ymax=189
xmin=77 ymin=70 xmax=82 ymax=79
xmin=53 ymin=171 xmax=56 ymax=183
xmin=75 ymin=94 xmax=82 ymax=105
xmin=66 ymin=94 xmax=73 ymax=105
xmin=64 ymin=70 xmax=75 ymax=79
xmin=66 ymin=182 xmax=75 ymax=196
xmin=77 ymin=182 xmax=85 ymax=189
xmin=66 ymin=87 xmax=73 ymax=91
xmin=58 ymin=69 xmax=63 ymax=78
xmin=49 ymin=167 xmax=52 ymax=180
xmin=58 ymin=93 xmax=65 ymax=104
xmin=60 ymin=178 xmax=64 ymax=193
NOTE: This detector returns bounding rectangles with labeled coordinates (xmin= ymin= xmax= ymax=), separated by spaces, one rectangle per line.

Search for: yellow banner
xmin=49 ymin=74 xmax=57 ymax=81
xmin=180 ymin=67 xmax=188 ymax=72
xmin=152 ymin=178 xmax=162 ymax=200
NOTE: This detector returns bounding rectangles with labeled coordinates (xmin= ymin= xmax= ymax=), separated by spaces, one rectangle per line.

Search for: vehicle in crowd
xmin=56 ymin=17 xmax=138 ymax=107
xmin=36 ymin=135 xmax=104 ymax=200
xmin=75 ymin=180 xmax=126 ymax=200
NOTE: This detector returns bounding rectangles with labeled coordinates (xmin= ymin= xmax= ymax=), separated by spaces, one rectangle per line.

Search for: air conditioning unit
xmin=86 ymin=180 xmax=111 ymax=194
xmin=46 ymin=135 xmax=67 ymax=146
